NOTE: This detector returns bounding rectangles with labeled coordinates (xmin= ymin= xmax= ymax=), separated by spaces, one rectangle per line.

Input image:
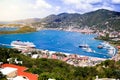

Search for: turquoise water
xmin=0 ymin=27 xmax=19 ymax=31
xmin=0 ymin=30 xmax=114 ymax=58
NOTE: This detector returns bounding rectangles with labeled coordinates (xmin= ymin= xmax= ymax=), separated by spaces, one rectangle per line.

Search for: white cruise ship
xmin=11 ymin=40 xmax=36 ymax=48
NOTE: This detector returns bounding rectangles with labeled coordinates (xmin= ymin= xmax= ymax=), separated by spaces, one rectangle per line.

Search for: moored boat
xmin=97 ymin=45 xmax=103 ymax=49
xmin=79 ymin=44 xmax=89 ymax=48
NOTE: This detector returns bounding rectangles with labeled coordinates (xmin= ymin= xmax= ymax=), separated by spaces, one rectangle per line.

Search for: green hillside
xmin=0 ymin=47 xmax=120 ymax=80
xmin=32 ymin=9 xmax=120 ymax=31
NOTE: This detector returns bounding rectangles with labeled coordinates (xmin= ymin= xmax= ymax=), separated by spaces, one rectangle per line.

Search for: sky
xmin=0 ymin=0 xmax=120 ymax=21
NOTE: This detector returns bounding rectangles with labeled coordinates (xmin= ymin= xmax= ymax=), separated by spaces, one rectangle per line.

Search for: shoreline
xmin=36 ymin=48 xmax=108 ymax=60
xmin=37 ymin=28 xmax=95 ymax=34
xmin=29 ymin=48 xmax=107 ymax=66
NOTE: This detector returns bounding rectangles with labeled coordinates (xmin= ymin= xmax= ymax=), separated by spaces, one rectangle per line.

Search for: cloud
xmin=0 ymin=0 xmax=24 ymax=21
xmin=55 ymin=6 xmax=61 ymax=11
xmin=62 ymin=0 xmax=102 ymax=5
xmin=63 ymin=0 xmax=80 ymax=5
xmin=0 ymin=0 xmax=53 ymax=21
xmin=67 ymin=9 xmax=76 ymax=13
xmin=111 ymin=0 xmax=120 ymax=4
xmin=0 ymin=0 xmax=119 ymax=21
xmin=62 ymin=0 xmax=114 ymax=13
xmin=33 ymin=0 xmax=52 ymax=9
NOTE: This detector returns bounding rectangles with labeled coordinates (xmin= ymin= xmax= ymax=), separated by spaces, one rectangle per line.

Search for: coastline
xmin=37 ymin=27 xmax=95 ymax=34
xmin=29 ymin=48 xmax=107 ymax=67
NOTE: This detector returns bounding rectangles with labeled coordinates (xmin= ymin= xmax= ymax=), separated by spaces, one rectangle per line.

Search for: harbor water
xmin=0 ymin=30 xmax=116 ymax=58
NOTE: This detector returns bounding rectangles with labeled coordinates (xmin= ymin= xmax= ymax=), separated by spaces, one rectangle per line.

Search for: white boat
xmin=79 ymin=44 xmax=89 ymax=48
xmin=11 ymin=40 xmax=36 ymax=48
xmin=85 ymin=48 xmax=93 ymax=52
xmin=108 ymin=47 xmax=115 ymax=54
xmin=101 ymin=42 xmax=111 ymax=48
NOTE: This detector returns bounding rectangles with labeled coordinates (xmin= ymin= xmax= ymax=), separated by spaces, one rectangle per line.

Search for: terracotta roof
xmin=2 ymin=64 xmax=38 ymax=80
xmin=2 ymin=64 xmax=27 ymax=72
xmin=18 ymin=71 xmax=38 ymax=80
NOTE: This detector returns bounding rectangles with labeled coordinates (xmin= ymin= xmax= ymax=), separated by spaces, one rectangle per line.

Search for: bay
xmin=0 ymin=30 xmax=114 ymax=58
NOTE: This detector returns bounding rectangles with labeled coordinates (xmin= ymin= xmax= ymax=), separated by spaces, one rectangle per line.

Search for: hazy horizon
xmin=0 ymin=0 xmax=120 ymax=21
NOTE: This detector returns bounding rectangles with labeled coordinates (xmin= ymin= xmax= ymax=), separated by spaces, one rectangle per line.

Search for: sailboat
xmin=78 ymin=32 xmax=93 ymax=53
xmin=79 ymin=44 xmax=93 ymax=52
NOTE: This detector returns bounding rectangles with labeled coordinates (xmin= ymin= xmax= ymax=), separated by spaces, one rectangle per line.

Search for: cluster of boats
xmin=79 ymin=42 xmax=116 ymax=56
xmin=79 ymin=44 xmax=94 ymax=53
xmin=98 ymin=42 xmax=116 ymax=56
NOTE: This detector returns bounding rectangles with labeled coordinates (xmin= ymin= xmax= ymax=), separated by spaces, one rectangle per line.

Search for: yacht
xmin=79 ymin=44 xmax=89 ymax=48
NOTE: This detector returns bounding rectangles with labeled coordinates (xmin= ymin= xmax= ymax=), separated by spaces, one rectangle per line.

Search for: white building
xmin=0 ymin=67 xmax=17 ymax=78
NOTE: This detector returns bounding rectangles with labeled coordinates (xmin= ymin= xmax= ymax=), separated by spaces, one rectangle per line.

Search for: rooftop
xmin=0 ymin=67 xmax=17 ymax=75
xmin=2 ymin=64 xmax=27 ymax=72
xmin=2 ymin=64 xmax=38 ymax=80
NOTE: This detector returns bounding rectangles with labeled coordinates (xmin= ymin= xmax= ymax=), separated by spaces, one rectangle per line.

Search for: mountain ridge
xmin=14 ymin=9 xmax=120 ymax=31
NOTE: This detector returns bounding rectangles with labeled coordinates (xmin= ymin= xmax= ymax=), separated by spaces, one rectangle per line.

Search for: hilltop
xmin=30 ymin=9 xmax=120 ymax=31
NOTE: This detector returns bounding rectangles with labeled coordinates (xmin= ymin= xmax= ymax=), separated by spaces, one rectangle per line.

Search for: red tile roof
xmin=2 ymin=64 xmax=38 ymax=80
xmin=2 ymin=64 xmax=27 ymax=72
xmin=18 ymin=71 xmax=38 ymax=80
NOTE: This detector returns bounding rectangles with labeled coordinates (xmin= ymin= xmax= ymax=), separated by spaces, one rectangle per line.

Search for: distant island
xmin=0 ymin=24 xmax=36 ymax=34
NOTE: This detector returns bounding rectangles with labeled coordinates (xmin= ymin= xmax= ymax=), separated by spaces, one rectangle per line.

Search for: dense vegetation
xmin=31 ymin=9 xmax=120 ymax=31
xmin=0 ymin=47 xmax=120 ymax=80
xmin=0 ymin=26 xmax=36 ymax=34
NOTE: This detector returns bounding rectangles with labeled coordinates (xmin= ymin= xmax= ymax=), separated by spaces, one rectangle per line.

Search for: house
xmin=51 ymin=54 xmax=57 ymax=59
xmin=0 ymin=67 xmax=17 ymax=78
xmin=1 ymin=64 xmax=38 ymax=80
xmin=69 ymin=54 xmax=78 ymax=59
xmin=31 ymin=54 xmax=39 ymax=58
xmin=42 ymin=54 xmax=48 ymax=58
xmin=109 ymin=31 xmax=118 ymax=38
